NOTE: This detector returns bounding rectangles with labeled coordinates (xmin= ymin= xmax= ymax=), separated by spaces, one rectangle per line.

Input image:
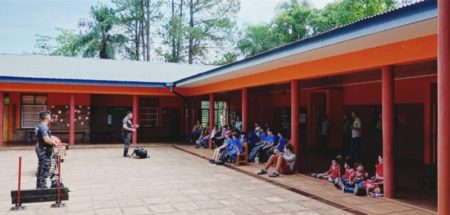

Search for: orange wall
xmin=178 ymin=35 xmax=437 ymax=96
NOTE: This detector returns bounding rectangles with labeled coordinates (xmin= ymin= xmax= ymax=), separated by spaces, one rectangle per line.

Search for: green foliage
xmin=77 ymin=4 xmax=126 ymax=59
xmin=237 ymin=25 xmax=279 ymax=56
xmin=34 ymin=28 xmax=82 ymax=57
xmin=238 ymin=0 xmax=399 ymax=58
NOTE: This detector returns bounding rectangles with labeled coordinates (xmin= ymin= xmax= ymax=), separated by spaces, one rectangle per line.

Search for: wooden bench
xmin=236 ymin=142 xmax=249 ymax=166
xmin=11 ymin=188 xmax=69 ymax=204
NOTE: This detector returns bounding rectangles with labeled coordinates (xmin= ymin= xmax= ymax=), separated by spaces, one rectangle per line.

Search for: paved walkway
xmin=1 ymin=145 xmax=351 ymax=215
xmin=176 ymin=145 xmax=436 ymax=215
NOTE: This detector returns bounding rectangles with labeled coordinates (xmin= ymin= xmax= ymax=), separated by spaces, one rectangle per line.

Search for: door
xmin=163 ymin=108 xmax=181 ymax=141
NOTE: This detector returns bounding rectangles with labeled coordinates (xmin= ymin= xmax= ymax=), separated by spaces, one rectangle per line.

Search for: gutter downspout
xmin=168 ymin=83 xmax=191 ymax=141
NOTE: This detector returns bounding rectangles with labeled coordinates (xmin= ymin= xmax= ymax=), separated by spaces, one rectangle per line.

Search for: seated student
xmin=195 ymin=128 xmax=210 ymax=148
xmin=247 ymin=130 xmax=258 ymax=152
xmin=335 ymin=160 xmax=354 ymax=189
xmin=266 ymin=130 xmax=288 ymax=159
xmin=209 ymin=131 xmax=232 ymax=164
xmin=374 ymin=155 xmax=384 ymax=182
xmin=312 ymin=159 xmax=341 ymax=182
xmin=223 ymin=132 xmax=244 ymax=163
xmin=187 ymin=122 xmax=202 ymax=144
xmin=354 ymin=155 xmax=384 ymax=196
xmin=239 ymin=131 xmax=248 ymax=145
xmin=260 ymin=129 xmax=277 ymax=162
xmin=248 ymin=128 xmax=270 ymax=161
xmin=256 ymin=144 xmax=296 ymax=177
xmin=342 ymin=163 xmax=368 ymax=193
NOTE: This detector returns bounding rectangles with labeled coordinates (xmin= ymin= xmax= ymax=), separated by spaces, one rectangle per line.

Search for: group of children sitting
xmin=197 ymin=123 xmax=296 ymax=178
xmin=311 ymin=155 xmax=384 ymax=197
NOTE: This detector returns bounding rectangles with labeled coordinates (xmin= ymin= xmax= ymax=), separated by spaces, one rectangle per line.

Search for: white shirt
xmin=321 ymin=120 xmax=330 ymax=136
xmin=352 ymin=117 xmax=362 ymax=138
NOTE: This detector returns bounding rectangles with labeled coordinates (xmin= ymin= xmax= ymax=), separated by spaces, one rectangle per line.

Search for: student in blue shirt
xmin=225 ymin=132 xmax=244 ymax=162
xmin=266 ymin=130 xmax=288 ymax=159
xmin=261 ymin=129 xmax=276 ymax=161
xmin=249 ymin=128 xmax=274 ymax=161
xmin=209 ymin=130 xmax=232 ymax=164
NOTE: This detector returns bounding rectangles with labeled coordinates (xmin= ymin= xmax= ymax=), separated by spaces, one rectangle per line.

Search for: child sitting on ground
xmin=335 ymin=160 xmax=355 ymax=189
xmin=312 ymin=159 xmax=341 ymax=182
xmin=195 ymin=128 xmax=210 ymax=148
xmin=209 ymin=130 xmax=232 ymax=164
xmin=256 ymin=144 xmax=296 ymax=177
xmin=342 ymin=163 xmax=368 ymax=193
xmin=355 ymin=155 xmax=384 ymax=196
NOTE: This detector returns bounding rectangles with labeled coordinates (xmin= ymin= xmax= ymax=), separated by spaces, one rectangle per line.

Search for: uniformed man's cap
xmin=126 ymin=111 xmax=132 ymax=115
xmin=39 ymin=110 xmax=51 ymax=119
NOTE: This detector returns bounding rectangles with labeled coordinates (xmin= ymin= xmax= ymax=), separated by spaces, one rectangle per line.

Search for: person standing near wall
xmin=36 ymin=111 xmax=57 ymax=189
xmin=350 ymin=111 xmax=362 ymax=162
xmin=320 ymin=115 xmax=331 ymax=154
xmin=342 ymin=113 xmax=352 ymax=156
xmin=122 ymin=111 xmax=138 ymax=157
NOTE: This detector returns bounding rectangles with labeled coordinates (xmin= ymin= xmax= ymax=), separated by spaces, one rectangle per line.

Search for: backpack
xmin=133 ymin=147 xmax=148 ymax=159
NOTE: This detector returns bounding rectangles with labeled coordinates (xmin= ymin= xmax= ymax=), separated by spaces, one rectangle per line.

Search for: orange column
xmin=438 ymin=0 xmax=450 ymax=213
xmin=382 ymin=66 xmax=394 ymax=198
xmin=0 ymin=92 xmax=3 ymax=145
xmin=242 ymin=88 xmax=248 ymax=131
xmin=69 ymin=94 xmax=75 ymax=145
xmin=209 ymin=94 xmax=214 ymax=149
xmin=132 ymin=95 xmax=138 ymax=144
xmin=291 ymin=80 xmax=299 ymax=158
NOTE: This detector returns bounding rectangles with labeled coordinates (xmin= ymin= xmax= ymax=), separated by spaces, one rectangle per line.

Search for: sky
xmin=0 ymin=0 xmax=333 ymax=54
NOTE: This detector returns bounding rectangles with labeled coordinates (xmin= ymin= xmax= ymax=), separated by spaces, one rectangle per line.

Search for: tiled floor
xmin=176 ymin=145 xmax=437 ymax=215
xmin=1 ymin=145 xmax=351 ymax=215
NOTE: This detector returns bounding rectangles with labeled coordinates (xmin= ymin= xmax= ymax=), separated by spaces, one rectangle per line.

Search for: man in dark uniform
xmin=36 ymin=111 xmax=57 ymax=189
xmin=122 ymin=111 xmax=138 ymax=157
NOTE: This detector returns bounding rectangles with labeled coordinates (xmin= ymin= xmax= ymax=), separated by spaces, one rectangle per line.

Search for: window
xmin=21 ymin=94 xmax=48 ymax=128
xmin=201 ymin=101 xmax=227 ymax=127
xmin=139 ymin=97 xmax=159 ymax=128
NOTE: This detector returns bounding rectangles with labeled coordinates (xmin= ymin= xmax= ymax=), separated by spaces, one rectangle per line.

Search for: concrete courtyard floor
xmin=1 ymin=145 xmax=352 ymax=215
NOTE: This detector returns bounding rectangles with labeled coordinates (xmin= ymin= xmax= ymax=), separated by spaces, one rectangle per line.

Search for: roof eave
xmin=0 ymin=76 xmax=168 ymax=88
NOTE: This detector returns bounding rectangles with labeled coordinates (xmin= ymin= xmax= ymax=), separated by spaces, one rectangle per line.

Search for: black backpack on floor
xmin=133 ymin=147 xmax=148 ymax=159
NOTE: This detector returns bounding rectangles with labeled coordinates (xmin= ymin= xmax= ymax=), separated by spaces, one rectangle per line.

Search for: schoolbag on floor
xmin=133 ymin=147 xmax=148 ymax=159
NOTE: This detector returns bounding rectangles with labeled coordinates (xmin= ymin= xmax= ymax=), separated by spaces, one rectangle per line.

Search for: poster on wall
xmin=50 ymin=105 xmax=90 ymax=131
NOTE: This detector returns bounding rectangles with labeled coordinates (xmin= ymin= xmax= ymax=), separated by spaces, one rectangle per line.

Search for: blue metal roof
xmin=173 ymin=0 xmax=437 ymax=87
xmin=0 ymin=76 xmax=168 ymax=88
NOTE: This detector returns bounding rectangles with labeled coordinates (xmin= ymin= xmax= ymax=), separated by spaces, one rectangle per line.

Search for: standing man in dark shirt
xmin=122 ymin=111 xmax=138 ymax=157
xmin=36 ymin=111 xmax=57 ymax=189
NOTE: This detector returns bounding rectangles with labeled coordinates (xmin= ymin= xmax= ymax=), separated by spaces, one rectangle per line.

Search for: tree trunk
xmin=171 ymin=0 xmax=176 ymax=61
xmin=188 ymin=0 xmax=194 ymax=64
xmin=135 ymin=20 xmax=140 ymax=60
xmin=176 ymin=0 xmax=184 ymax=62
xmin=146 ymin=0 xmax=151 ymax=61
xmin=140 ymin=0 xmax=146 ymax=61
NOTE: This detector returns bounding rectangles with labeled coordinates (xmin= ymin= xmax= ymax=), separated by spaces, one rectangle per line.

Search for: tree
xmin=238 ymin=0 xmax=398 ymax=58
xmin=160 ymin=0 xmax=185 ymax=63
xmin=114 ymin=0 xmax=162 ymax=61
xmin=186 ymin=0 xmax=240 ymax=64
xmin=34 ymin=28 xmax=82 ymax=57
xmin=237 ymin=25 xmax=280 ymax=56
xmin=272 ymin=1 xmax=315 ymax=44
xmin=311 ymin=0 xmax=396 ymax=33
xmin=77 ymin=4 xmax=126 ymax=59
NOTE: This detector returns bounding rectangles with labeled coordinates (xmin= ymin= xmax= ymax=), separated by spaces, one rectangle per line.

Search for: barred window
xmin=21 ymin=94 xmax=48 ymax=128
xmin=201 ymin=101 xmax=227 ymax=127
xmin=139 ymin=97 xmax=159 ymax=128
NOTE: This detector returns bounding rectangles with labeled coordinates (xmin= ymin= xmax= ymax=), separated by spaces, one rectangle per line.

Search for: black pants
xmin=123 ymin=132 xmax=132 ymax=156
